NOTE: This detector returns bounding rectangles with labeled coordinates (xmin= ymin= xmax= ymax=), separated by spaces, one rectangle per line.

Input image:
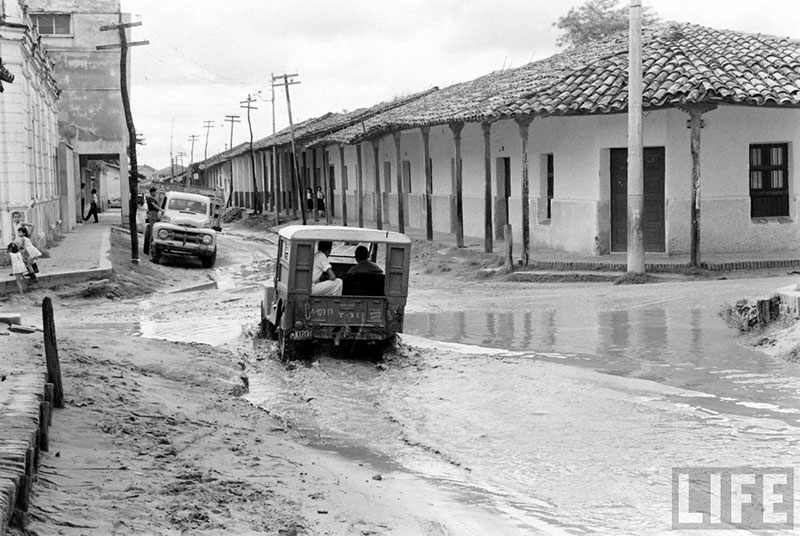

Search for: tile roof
xmin=318 ymin=23 xmax=800 ymax=143
xmin=198 ymin=22 xmax=800 ymax=161
xmin=495 ymin=23 xmax=800 ymax=118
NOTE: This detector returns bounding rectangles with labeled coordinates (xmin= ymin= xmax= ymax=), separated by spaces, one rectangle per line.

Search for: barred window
xmin=749 ymin=143 xmax=788 ymax=218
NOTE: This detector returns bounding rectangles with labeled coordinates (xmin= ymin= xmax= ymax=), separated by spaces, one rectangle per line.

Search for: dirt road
xmin=6 ymin=222 xmax=798 ymax=535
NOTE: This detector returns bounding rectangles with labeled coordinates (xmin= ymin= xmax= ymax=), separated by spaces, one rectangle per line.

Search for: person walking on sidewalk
xmin=143 ymin=187 xmax=163 ymax=254
xmin=7 ymin=242 xmax=26 ymax=295
xmin=84 ymin=189 xmax=99 ymax=222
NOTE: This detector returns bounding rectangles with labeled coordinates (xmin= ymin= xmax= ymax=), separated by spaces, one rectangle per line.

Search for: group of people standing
xmin=306 ymin=186 xmax=326 ymax=215
xmin=6 ymin=225 xmax=41 ymax=295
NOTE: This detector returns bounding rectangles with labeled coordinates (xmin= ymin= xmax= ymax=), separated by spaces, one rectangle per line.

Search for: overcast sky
xmin=119 ymin=0 xmax=800 ymax=169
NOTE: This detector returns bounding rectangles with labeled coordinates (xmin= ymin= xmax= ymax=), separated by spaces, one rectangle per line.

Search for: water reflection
xmin=404 ymin=306 xmax=800 ymax=426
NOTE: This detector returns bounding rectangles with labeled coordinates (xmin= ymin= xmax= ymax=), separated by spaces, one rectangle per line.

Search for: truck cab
xmin=261 ymin=225 xmax=412 ymax=360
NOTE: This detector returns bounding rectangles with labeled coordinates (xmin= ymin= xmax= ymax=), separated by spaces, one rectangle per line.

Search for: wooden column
xmin=421 ymin=126 xmax=433 ymax=241
xmin=323 ymin=148 xmax=332 ymax=224
xmin=339 ymin=144 xmax=348 ymax=226
xmin=482 ymin=121 xmax=493 ymax=253
xmin=312 ymin=148 xmax=319 ymax=222
xmin=516 ymin=117 xmax=533 ymax=266
xmin=356 ymin=142 xmax=364 ymax=227
xmin=682 ymin=103 xmax=717 ymax=267
xmin=449 ymin=122 xmax=465 ymax=248
xmin=393 ymin=131 xmax=405 ymax=233
xmin=272 ymin=146 xmax=281 ymax=223
xmin=372 ymin=139 xmax=383 ymax=230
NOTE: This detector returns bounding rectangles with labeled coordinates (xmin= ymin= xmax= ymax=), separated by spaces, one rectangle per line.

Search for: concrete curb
xmin=0 ymin=228 xmax=112 ymax=297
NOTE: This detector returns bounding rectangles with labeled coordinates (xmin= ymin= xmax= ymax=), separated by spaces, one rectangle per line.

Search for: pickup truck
xmin=148 ymin=189 xmax=221 ymax=268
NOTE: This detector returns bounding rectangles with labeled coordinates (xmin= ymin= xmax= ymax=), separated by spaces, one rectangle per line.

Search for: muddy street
xmin=10 ymin=225 xmax=800 ymax=535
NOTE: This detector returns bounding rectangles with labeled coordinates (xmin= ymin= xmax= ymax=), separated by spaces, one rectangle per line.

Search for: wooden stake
xmin=42 ymin=297 xmax=63 ymax=408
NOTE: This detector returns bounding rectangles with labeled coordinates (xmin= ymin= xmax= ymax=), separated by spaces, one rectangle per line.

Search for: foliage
xmin=554 ymin=0 xmax=659 ymax=49
xmin=719 ymin=296 xmax=781 ymax=333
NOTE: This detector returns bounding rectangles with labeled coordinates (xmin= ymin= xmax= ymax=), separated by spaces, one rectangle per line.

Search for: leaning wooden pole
xmin=98 ymin=20 xmax=148 ymax=263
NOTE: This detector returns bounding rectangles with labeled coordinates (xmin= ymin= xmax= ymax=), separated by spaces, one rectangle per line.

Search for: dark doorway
xmin=610 ymin=147 xmax=665 ymax=252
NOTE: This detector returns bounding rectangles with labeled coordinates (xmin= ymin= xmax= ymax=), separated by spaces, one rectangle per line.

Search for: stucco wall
xmin=311 ymin=103 xmax=800 ymax=257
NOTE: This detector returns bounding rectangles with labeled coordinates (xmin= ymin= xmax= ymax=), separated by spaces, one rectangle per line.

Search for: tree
xmin=554 ymin=0 xmax=659 ymax=49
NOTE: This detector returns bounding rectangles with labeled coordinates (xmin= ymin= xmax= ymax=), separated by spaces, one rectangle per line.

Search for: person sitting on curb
xmin=7 ymin=242 xmax=26 ymax=295
xmin=347 ymin=245 xmax=383 ymax=275
xmin=311 ymin=240 xmax=343 ymax=296
xmin=14 ymin=226 xmax=39 ymax=282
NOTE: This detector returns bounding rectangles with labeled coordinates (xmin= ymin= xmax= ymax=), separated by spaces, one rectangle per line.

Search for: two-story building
xmin=0 ymin=0 xmax=60 ymax=251
xmin=26 ymin=0 xmax=131 ymax=226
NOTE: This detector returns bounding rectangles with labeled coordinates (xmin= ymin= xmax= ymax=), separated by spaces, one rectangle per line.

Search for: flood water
xmin=244 ymin=295 xmax=800 ymax=534
xmin=98 ymin=266 xmax=799 ymax=534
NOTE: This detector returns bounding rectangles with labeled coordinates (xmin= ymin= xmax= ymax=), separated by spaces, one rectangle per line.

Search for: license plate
xmin=290 ymin=330 xmax=312 ymax=340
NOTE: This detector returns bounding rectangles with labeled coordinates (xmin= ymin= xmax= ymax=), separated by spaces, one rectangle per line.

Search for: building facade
xmin=25 ymin=0 xmax=130 ymax=226
xmin=0 ymin=0 xmax=60 ymax=252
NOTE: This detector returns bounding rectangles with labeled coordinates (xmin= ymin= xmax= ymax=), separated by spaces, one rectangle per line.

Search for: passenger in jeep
xmin=347 ymin=245 xmax=383 ymax=275
xmin=312 ymin=240 xmax=343 ymax=295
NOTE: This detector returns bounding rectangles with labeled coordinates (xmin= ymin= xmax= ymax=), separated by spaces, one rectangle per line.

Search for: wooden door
xmin=610 ymin=147 xmax=665 ymax=252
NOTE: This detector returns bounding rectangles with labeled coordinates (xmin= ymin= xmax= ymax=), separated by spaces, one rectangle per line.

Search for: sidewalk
xmin=0 ymin=212 xmax=115 ymax=297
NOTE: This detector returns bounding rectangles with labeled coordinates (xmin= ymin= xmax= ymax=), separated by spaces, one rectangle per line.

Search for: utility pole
xmin=240 ymin=94 xmax=261 ymax=214
xmin=627 ymin=0 xmax=645 ymax=273
xmin=223 ymin=114 xmax=240 ymax=153
xmin=203 ymin=120 xmax=214 ymax=161
xmin=272 ymin=73 xmax=304 ymax=223
xmin=187 ymin=134 xmax=199 ymax=164
xmin=270 ymin=73 xmax=280 ymax=223
xmin=98 ymin=18 xmax=149 ymax=264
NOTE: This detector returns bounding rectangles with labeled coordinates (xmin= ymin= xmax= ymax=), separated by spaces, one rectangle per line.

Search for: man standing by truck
xmin=143 ymin=187 xmax=163 ymax=254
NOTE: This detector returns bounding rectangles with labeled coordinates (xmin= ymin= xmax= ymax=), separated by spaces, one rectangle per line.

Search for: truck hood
xmin=162 ymin=211 xmax=212 ymax=228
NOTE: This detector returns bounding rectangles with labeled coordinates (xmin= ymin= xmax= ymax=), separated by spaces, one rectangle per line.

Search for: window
xmin=32 ymin=13 xmax=71 ymax=35
xmin=546 ymin=154 xmax=554 ymax=219
xmin=750 ymin=143 xmax=789 ymax=218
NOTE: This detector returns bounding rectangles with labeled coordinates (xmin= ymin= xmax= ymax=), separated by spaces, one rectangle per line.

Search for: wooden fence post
xmin=42 ymin=297 xmax=64 ymax=408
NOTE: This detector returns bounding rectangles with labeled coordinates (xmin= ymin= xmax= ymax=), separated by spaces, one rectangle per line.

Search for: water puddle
xmin=404 ymin=307 xmax=800 ymax=427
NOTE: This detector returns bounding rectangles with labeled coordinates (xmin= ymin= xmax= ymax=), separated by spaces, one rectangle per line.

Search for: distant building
xmin=25 ymin=0 xmax=131 ymax=225
xmin=0 ymin=1 xmax=60 ymax=251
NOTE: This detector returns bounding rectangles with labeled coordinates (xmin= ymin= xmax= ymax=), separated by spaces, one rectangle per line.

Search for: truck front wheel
xmin=149 ymin=245 xmax=161 ymax=264
xmin=201 ymin=250 xmax=217 ymax=268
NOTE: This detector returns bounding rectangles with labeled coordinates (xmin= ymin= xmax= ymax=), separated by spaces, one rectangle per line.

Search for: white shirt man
xmin=311 ymin=240 xmax=343 ymax=296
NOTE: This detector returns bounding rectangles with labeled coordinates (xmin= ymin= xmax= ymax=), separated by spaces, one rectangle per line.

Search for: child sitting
xmin=7 ymin=242 xmax=26 ymax=295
